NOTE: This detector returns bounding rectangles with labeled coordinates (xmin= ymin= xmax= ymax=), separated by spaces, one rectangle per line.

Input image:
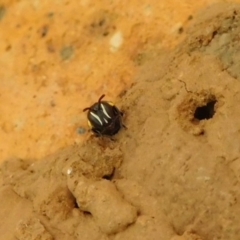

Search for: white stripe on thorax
xmin=90 ymin=112 xmax=103 ymax=125
xmin=101 ymin=103 xmax=111 ymax=118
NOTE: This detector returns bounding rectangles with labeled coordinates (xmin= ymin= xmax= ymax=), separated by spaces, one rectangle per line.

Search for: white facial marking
xmin=104 ymin=118 xmax=108 ymax=123
xmin=90 ymin=112 xmax=103 ymax=125
xmin=101 ymin=104 xmax=111 ymax=118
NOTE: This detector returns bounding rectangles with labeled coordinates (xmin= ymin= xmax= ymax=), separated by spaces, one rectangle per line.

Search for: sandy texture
xmin=0 ymin=0 xmax=223 ymax=162
xmin=2 ymin=2 xmax=240 ymax=240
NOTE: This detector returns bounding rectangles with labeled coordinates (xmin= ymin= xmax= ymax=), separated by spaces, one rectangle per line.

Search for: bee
xmin=83 ymin=94 xmax=125 ymax=136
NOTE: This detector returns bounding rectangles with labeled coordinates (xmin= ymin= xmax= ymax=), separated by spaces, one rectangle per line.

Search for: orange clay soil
xmin=0 ymin=0 xmax=232 ymax=162
xmin=1 ymin=2 xmax=240 ymax=240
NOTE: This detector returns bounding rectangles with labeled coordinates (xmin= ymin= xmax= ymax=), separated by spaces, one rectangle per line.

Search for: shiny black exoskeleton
xmin=83 ymin=94 xmax=125 ymax=136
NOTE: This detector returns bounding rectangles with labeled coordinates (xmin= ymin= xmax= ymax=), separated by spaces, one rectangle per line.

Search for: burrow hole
xmin=194 ymin=99 xmax=217 ymax=120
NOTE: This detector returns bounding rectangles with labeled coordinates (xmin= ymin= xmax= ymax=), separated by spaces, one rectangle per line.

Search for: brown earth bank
xmin=1 ymin=2 xmax=240 ymax=240
xmin=0 ymin=0 xmax=213 ymax=162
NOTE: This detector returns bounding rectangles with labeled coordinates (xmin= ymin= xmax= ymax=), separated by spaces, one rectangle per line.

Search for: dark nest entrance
xmin=194 ymin=100 xmax=217 ymax=120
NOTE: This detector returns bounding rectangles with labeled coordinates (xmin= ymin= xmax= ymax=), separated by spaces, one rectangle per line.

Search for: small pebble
xmin=60 ymin=45 xmax=74 ymax=60
xmin=67 ymin=168 xmax=73 ymax=175
xmin=110 ymin=31 xmax=123 ymax=52
xmin=77 ymin=127 xmax=86 ymax=134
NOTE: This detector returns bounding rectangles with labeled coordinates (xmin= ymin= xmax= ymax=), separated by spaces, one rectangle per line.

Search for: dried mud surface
xmin=1 ymin=2 xmax=240 ymax=240
xmin=0 ymin=0 xmax=210 ymax=162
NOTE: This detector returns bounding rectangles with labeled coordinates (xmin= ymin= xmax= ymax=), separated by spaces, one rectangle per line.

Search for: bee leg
xmin=92 ymin=129 xmax=102 ymax=137
xmin=110 ymin=136 xmax=116 ymax=141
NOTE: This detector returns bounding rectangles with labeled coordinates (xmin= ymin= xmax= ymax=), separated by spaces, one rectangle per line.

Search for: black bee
xmin=83 ymin=94 xmax=125 ymax=136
